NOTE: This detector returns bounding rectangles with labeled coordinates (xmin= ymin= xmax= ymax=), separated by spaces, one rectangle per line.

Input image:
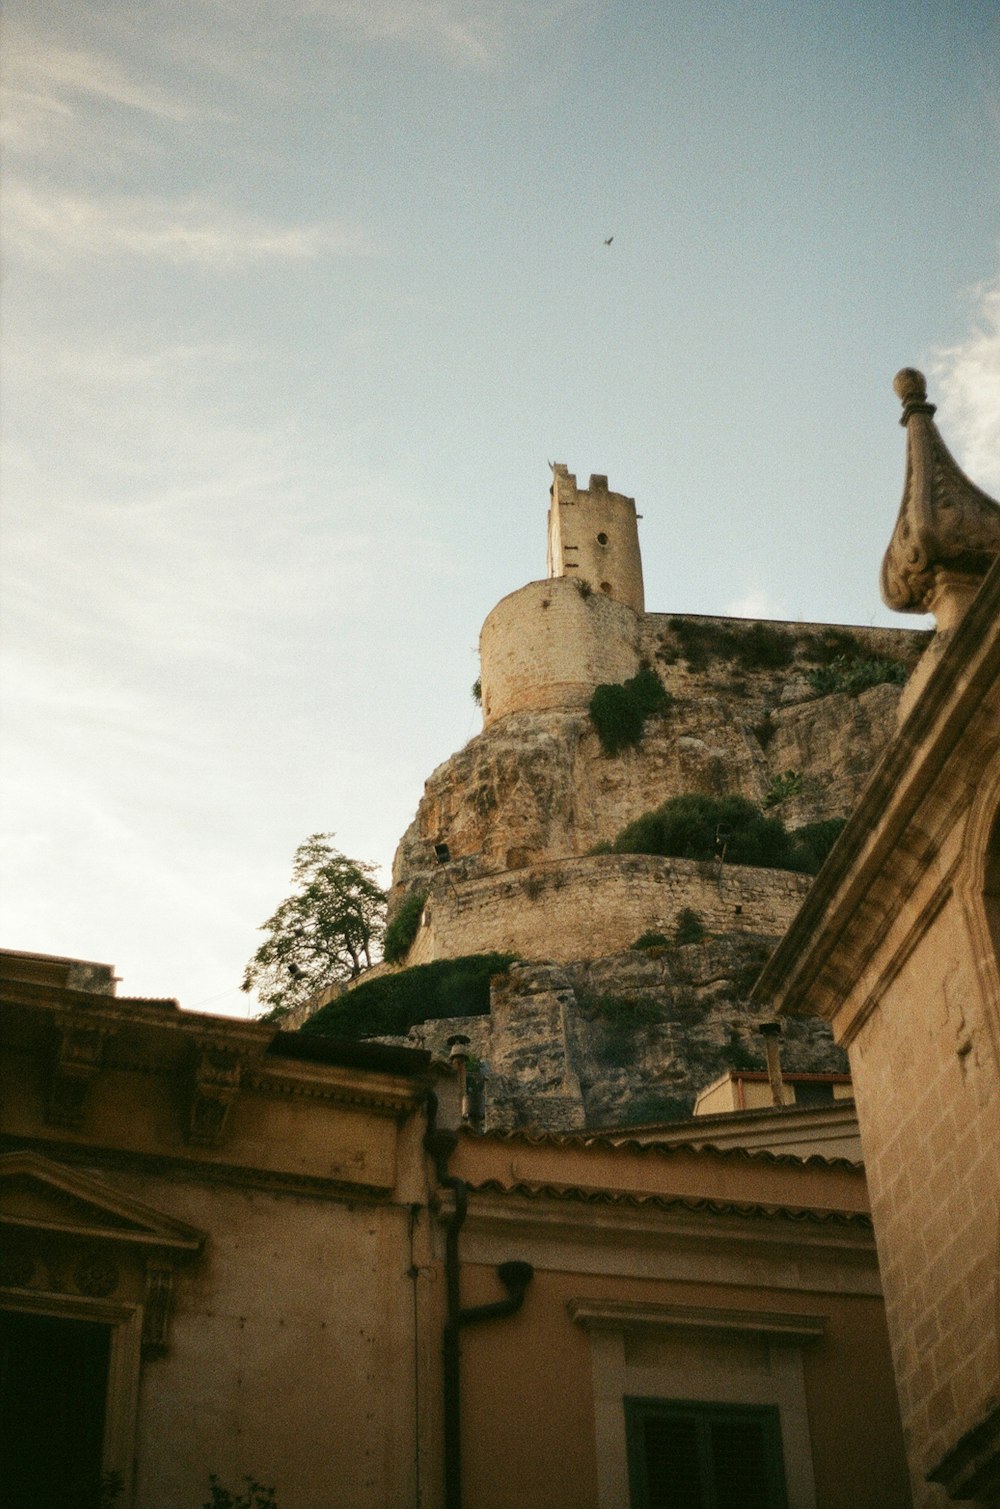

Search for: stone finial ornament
xmin=881 ymin=368 xmax=1000 ymax=626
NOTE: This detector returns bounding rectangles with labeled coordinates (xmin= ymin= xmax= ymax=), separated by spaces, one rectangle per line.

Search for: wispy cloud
xmin=723 ymin=587 xmax=788 ymax=620
xmin=5 ymin=39 xmax=207 ymax=124
xmin=294 ymin=0 xmax=580 ymax=65
xmin=0 ymin=29 xmax=220 ymax=163
xmin=2 ymin=180 xmax=371 ymax=268
xmin=931 ymin=271 xmax=1000 ymax=496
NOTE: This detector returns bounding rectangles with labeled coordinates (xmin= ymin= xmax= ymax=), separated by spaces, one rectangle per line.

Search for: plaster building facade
xmin=0 ymin=950 xmax=444 ymax=1509
xmin=1 ymin=948 xmax=912 ymax=1509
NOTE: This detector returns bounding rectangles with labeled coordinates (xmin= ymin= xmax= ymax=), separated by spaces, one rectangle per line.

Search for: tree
xmin=241 ymin=834 xmax=387 ymax=1018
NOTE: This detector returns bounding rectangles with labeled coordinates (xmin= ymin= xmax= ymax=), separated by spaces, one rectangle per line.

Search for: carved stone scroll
xmin=188 ymin=1046 xmax=242 ymax=1146
xmin=47 ymin=1024 xmax=113 ymax=1128
xmin=142 ymin=1263 xmax=175 ymax=1355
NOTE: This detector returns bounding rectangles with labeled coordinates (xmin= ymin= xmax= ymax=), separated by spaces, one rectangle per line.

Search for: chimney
xmin=758 ymin=1022 xmax=786 ymax=1109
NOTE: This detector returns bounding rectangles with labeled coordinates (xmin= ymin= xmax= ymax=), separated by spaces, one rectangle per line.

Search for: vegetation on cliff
xmin=299 ymin=953 xmax=517 ymax=1040
xmin=660 ymin=618 xmax=919 ymax=693
xmin=589 ymin=666 xmax=672 ymax=754
xmin=609 ymin=794 xmax=846 ymax=875
xmin=383 ymin=890 xmax=427 ymax=963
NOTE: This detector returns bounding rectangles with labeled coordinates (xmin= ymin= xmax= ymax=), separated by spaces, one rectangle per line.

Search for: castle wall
xmin=405 ymin=853 xmax=811 ymax=965
xmin=479 ymin=577 xmax=640 ymax=727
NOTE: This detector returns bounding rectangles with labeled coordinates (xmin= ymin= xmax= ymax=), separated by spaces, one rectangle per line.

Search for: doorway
xmin=0 ymin=1308 xmax=112 ymax=1508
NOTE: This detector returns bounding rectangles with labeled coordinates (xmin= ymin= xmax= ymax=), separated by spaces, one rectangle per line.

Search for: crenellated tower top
xmin=546 ymin=465 xmax=644 ymax=613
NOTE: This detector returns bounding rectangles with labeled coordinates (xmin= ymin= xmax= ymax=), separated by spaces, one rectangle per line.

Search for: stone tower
xmin=546 ymin=465 xmax=644 ymax=612
xmin=479 ymin=466 xmax=644 ymax=727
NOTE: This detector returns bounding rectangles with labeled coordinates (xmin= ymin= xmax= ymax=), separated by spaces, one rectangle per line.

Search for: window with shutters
xmin=625 ymin=1398 xmax=788 ymax=1509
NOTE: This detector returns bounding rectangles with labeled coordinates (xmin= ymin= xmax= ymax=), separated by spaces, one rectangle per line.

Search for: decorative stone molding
xmin=142 ymin=1263 xmax=175 ymax=1355
xmin=47 ymin=1020 xmax=115 ymax=1127
xmin=567 ymin=1298 xmax=827 ymax=1343
xmin=881 ymin=368 xmax=1000 ymax=624
xmin=188 ymin=1044 xmax=243 ymax=1146
xmin=0 ymin=1152 xmax=205 ymax=1362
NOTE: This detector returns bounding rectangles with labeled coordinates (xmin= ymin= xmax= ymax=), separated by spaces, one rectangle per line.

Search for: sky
xmin=2 ymin=0 xmax=999 ymax=1016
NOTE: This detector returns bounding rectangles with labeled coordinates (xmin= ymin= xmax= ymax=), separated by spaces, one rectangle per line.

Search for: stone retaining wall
xmin=405 ymin=853 xmax=811 ymax=965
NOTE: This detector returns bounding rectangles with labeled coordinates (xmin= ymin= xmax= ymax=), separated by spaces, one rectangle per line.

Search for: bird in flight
xmin=604 ymin=236 xmax=614 ymax=246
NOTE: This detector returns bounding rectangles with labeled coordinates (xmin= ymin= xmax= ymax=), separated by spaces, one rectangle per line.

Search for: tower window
xmin=597 ymin=532 xmax=609 ymax=545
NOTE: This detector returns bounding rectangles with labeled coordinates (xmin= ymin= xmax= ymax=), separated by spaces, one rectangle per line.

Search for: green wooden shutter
xmin=625 ymin=1398 xmax=788 ymax=1509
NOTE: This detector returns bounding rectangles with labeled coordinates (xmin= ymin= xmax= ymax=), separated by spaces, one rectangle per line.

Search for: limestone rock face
xmin=392 ymin=617 xmax=928 ymax=902
xmin=393 ymin=939 xmax=846 ymax=1133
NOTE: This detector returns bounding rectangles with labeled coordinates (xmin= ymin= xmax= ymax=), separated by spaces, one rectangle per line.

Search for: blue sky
xmin=2 ymin=0 xmax=998 ymax=1013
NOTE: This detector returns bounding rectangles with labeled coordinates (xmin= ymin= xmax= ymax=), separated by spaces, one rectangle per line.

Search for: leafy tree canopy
xmin=241 ymin=833 xmax=387 ymax=1017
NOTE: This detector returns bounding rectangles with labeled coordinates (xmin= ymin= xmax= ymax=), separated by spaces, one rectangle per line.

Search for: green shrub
xmin=471 ymin=677 xmax=482 ymax=705
xmin=666 ymin=618 xmax=794 ymax=673
xmin=613 ymin=793 xmax=789 ymax=867
xmin=736 ymin=622 xmax=795 ymax=670
xmin=787 ymin=817 xmax=848 ymax=873
xmin=806 ymin=655 xmax=908 ymax=698
xmin=667 ymin=617 xmax=734 ymax=670
xmin=796 ymin=627 xmax=864 ymax=665
xmin=632 ymin=930 xmax=670 ymax=950
xmin=299 ymin=953 xmax=517 ymax=1040
xmin=674 ymin=908 xmax=706 ymax=945
xmin=589 ymin=667 xmax=672 ymax=755
xmin=610 ymin=792 xmax=834 ymax=876
xmin=383 ymin=890 xmax=427 ymax=963
xmin=763 ymin=769 xmax=803 ymax=809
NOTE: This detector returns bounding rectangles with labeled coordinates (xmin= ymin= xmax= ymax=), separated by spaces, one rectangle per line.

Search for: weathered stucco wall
xmin=451 ymin=1133 xmax=910 ymax=1509
xmin=406 ymin=853 xmax=811 ymax=966
xmin=125 ymin=1169 xmax=431 ymax=1509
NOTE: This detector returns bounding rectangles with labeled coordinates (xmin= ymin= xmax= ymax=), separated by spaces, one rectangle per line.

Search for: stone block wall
xmin=847 ymin=885 xmax=1000 ymax=1504
xmin=405 ymin=853 xmax=811 ymax=966
xmin=479 ymin=577 xmax=640 ymax=726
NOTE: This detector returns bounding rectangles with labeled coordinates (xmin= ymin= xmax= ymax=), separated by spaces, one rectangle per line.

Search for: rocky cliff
xmin=392 ymin=615 xmax=928 ymax=904
xmin=331 ymin=614 xmax=929 ymax=1132
xmin=389 ymin=933 xmax=847 ymax=1132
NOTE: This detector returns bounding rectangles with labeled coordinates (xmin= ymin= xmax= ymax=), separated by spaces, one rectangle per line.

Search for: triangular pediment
xmin=0 ymin=1151 xmax=204 ymax=1255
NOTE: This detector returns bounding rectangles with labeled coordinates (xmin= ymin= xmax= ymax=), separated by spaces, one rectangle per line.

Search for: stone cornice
xmin=1 ymin=1134 xmax=413 ymax=1204
xmin=752 ymin=558 xmax=1000 ymax=1025
xmin=881 ymin=368 xmax=1000 ymax=617
xmin=567 ymin=1297 xmax=827 ymax=1343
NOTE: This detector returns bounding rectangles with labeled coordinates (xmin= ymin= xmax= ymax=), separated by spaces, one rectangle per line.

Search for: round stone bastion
xmin=479 ymin=576 xmax=641 ymax=726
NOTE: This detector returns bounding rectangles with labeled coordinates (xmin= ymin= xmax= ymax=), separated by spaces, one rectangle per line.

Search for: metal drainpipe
xmin=424 ymin=1102 xmax=534 ymax=1509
